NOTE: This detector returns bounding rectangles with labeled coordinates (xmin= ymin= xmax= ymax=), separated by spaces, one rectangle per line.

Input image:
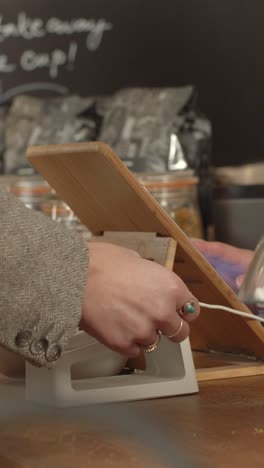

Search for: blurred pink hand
xmin=192 ymin=239 xmax=254 ymax=290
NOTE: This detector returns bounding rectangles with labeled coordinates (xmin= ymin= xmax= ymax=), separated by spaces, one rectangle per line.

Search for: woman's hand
xmin=192 ymin=238 xmax=254 ymax=291
xmin=80 ymin=242 xmax=200 ymax=357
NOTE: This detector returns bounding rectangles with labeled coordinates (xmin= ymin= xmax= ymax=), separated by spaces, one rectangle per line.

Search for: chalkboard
xmin=0 ymin=0 xmax=263 ymax=166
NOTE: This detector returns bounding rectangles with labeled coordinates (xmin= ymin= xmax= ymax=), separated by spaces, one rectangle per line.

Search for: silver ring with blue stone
xmin=180 ymin=297 xmax=195 ymax=315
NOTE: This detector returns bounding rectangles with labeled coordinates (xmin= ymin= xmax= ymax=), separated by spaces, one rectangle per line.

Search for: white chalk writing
xmin=20 ymin=41 xmax=78 ymax=78
xmin=0 ymin=11 xmax=113 ymax=80
xmin=0 ymin=54 xmax=16 ymax=72
xmin=0 ymin=12 xmax=112 ymax=51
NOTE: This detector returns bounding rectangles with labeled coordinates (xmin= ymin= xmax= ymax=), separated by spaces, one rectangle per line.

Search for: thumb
xmin=236 ymin=274 xmax=245 ymax=289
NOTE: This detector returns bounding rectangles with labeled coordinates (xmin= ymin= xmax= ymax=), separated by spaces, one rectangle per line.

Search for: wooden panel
xmin=194 ymin=352 xmax=264 ymax=381
xmin=27 ymin=142 xmax=264 ymax=358
xmin=91 ymin=232 xmax=177 ymax=267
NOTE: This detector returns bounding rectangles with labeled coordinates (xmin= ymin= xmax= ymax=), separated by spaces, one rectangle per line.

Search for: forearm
xmin=0 ymin=191 xmax=88 ymax=367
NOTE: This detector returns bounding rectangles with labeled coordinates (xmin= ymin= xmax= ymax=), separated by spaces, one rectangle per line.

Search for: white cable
xmin=199 ymin=302 xmax=264 ymax=324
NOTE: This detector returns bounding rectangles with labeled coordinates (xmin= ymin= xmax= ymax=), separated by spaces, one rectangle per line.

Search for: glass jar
xmin=42 ymin=192 xmax=92 ymax=241
xmin=8 ymin=177 xmax=51 ymax=211
xmin=138 ymin=171 xmax=203 ymax=238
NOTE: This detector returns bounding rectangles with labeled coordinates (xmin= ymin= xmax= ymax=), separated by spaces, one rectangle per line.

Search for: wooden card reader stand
xmin=25 ymin=142 xmax=264 ymax=406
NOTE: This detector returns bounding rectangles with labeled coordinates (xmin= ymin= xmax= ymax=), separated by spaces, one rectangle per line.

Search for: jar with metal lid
xmin=8 ymin=177 xmax=51 ymax=211
xmin=41 ymin=192 xmax=91 ymax=241
xmin=138 ymin=171 xmax=203 ymax=238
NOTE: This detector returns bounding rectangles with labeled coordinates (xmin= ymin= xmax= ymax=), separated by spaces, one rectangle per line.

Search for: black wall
xmin=0 ymin=0 xmax=263 ymax=166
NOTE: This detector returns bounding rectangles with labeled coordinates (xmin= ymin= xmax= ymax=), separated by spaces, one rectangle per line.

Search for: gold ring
xmin=179 ymin=297 xmax=195 ymax=315
xmin=144 ymin=330 xmax=161 ymax=353
xmin=165 ymin=319 xmax=183 ymax=339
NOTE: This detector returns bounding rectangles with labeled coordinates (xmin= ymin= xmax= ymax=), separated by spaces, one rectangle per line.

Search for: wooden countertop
xmin=0 ymin=375 xmax=264 ymax=467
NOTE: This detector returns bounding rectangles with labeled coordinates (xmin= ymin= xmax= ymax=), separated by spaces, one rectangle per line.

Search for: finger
xmin=119 ymin=343 xmax=141 ymax=358
xmin=106 ymin=338 xmax=142 ymax=358
xmin=81 ymin=324 xmax=142 ymax=359
xmin=159 ymin=312 xmax=190 ymax=343
xmin=166 ymin=318 xmax=190 ymax=344
xmin=170 ymin=273 xmax=200 ymax=323
xmin=236 ymin=274 xmax=245 ymax=289
xmin=192 ymin=238 xmax=231 ymax=258
xmin=136 ymin=317 xmax=190 ymax=346
xmin=177 ymin=295 xmax=200 ymax=323
xmin=134 ymin=325 xmax=158 ymax=348
xmin=192 ymin=238 xmax=254 ymax=268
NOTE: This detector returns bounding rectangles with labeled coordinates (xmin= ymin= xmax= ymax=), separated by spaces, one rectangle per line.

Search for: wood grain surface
xmin=1 ymin=376 xmax=264 ymax=467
